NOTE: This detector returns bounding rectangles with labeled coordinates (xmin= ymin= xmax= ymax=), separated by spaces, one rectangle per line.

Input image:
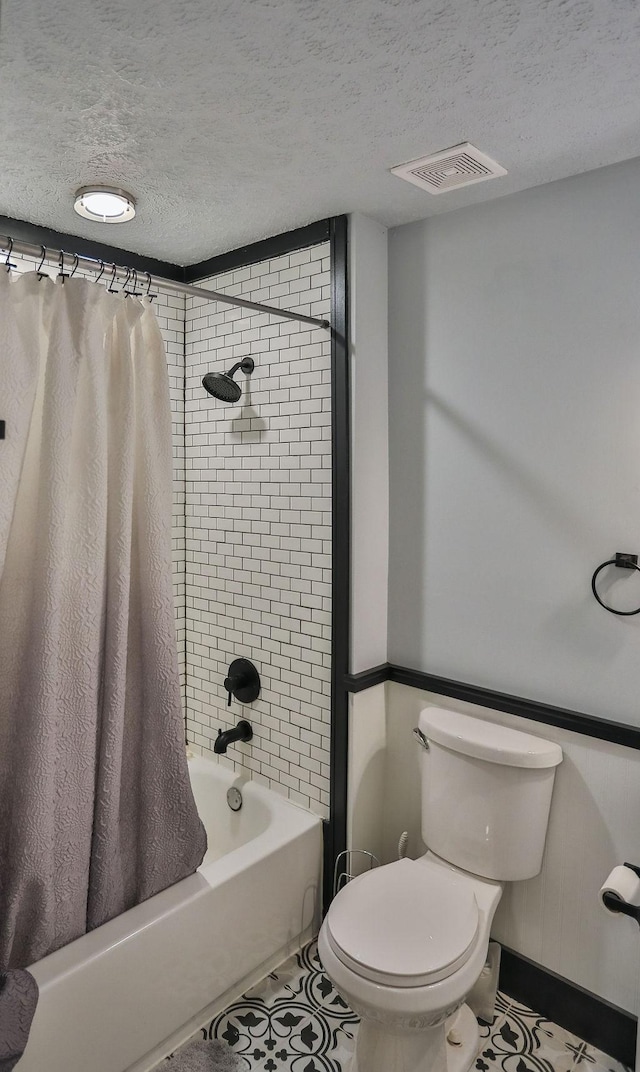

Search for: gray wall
xmin=349 ymin=214 xmax=389 ymax=674
xmin=388 ymin=157 xmax=640 ymax=725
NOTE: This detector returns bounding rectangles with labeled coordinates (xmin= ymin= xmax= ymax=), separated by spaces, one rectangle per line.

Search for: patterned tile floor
xmin=191 ymin=940 xmax=629 ymax=1072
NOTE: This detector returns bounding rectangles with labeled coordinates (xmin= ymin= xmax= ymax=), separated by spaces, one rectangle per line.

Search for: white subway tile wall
xmin=6 ymin=253 xmax=187 ymax=702
xmin=185 ymin=243 xmax=332 ymax=817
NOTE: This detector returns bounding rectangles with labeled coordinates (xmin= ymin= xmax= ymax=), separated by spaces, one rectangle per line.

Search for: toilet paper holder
xmin=602 ymin=862 xmax=640 ymax=924
xmin=333 ymin=849 xmax=380 ymax=897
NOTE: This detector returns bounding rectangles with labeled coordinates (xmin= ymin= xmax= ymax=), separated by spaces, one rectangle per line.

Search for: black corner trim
xmin=185 ymin=219 xmax=332 ymax=282
xmin=0 ymin=215 xmax=185 ymax=282
xmin=343 ymin=663 xmax=640 ymax=751
xmin=499 ymin=946 xmax=636 ymax=1066
xmin=325 ymin=215 xmax=350 ymax=913
xmin=344 ymin=663 xmax=391 ymax=693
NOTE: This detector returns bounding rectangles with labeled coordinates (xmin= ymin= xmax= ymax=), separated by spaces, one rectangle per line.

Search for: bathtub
xmin=21 ymin=754 xmax=323 ymax=1072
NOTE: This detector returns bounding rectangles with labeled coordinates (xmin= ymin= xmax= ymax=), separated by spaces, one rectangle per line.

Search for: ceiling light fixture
xmin=73 ymin=185 xmax=136 ymax=224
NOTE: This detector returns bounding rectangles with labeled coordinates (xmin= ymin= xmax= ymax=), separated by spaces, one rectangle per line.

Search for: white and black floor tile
xmin=477 ymin=993 xmax=627 ymax=1072
xmin=190 ymin=941 xmax=628 ymax=1072
xmin=200 ymin=942 xmax=358 ymax=1070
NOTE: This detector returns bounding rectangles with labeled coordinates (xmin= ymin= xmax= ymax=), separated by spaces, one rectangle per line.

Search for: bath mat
xmin=168 ymin=1039 xmax=242 ymax=1071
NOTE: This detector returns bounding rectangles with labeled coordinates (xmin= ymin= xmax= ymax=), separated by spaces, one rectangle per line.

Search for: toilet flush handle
xmin=413 ymin=727 xmax=430 ymax=751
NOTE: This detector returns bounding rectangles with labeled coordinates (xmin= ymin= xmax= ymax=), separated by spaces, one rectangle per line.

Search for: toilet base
xmin=349 ymin=1003 xmax=480 ymax=1072
xmin=444 ymin=1005 xmax=481 ymax=1072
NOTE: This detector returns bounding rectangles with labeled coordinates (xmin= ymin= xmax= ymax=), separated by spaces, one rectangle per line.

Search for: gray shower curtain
xmin=0 ymin=272 xmax=206 ymax=970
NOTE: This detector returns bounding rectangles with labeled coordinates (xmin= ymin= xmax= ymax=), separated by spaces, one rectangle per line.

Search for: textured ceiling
xmin=1 ymin=0 xmax=640 ymax=263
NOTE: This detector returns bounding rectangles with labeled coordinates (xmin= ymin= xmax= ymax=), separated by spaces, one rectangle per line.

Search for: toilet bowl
xmin=318 ymin=854 xmax=502 ymax=1072
xmin=319 ymin=707 xmax=563 ymax=1072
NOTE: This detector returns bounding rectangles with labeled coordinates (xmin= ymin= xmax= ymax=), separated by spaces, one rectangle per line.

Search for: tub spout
xmin=214 ymin=719 xmax=253 ymax=754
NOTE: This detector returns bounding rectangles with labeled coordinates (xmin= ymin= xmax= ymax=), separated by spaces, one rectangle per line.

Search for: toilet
xmin=318 ymin=707 xmax=563 ymax=1072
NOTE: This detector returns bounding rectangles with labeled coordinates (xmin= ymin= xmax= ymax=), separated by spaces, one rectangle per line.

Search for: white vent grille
xmin=391 ymin=143 xmax=507 ymax=194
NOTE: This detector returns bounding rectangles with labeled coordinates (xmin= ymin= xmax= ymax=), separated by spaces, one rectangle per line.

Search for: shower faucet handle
xmin=223 ymin=671 xmax=247 ymax=706
xmin=223 ymin=673 xmax=244 ymax=706
xmin=223 ymin=658 xmax=261 ymax=707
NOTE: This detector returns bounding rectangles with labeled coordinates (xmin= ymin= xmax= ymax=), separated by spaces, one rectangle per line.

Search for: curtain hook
xmin=145 ymin=271 xmax=155 ymax=301
xmin=58 ymin=250 xmax=68 ymax=284
xmin=37 ymin=245 xmax=47 ymax=280
xmin=96 ymin=259 xmax=105 ymax=285
xmin=108 ymin=262 xmax=118 ymax=293
xmin=123 ymin=266 xmax=132 ymax=295
xmin=70 ymin=253 xmax=79 ymax=278
xmin=5 ymin=237 xmax=16 ymax=272
xmin=132 ymin=268 xmax=143 ymax=296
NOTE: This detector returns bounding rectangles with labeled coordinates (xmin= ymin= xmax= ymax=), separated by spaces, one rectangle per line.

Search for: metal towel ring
xmin=591 ymin=553 xmax=640 ymax=616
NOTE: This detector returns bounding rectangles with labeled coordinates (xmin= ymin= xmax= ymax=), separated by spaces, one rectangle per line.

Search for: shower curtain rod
xmin=0 ymin=234 xmax=330 ymax=330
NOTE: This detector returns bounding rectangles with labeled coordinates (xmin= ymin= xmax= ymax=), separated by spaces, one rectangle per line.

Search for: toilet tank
xmin=419 ymin=708 xmax=562 ymax=881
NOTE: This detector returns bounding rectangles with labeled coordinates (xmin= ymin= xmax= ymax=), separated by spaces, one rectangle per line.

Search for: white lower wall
xmin=347 ymin=686 xmax=387 ymax=876
xmin=348 ymin=680 xmax=640 ymax=1016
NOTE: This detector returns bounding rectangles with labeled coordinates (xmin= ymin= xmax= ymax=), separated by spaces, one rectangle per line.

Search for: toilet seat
xmin=325 ymin=858 xmax=480 ymax=988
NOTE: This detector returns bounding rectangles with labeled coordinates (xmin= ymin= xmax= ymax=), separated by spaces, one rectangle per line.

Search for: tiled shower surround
xmin=184 ymin=243 xmax=332 ymax=817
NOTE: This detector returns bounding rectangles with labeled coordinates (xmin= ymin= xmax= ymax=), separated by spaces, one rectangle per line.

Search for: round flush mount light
xmin=73 ymin=185 xmax=136 ymax=224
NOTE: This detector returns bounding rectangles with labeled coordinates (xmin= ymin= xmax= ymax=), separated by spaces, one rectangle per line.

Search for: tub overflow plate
xmin=227 ymin=786 xmax=243 ymax=812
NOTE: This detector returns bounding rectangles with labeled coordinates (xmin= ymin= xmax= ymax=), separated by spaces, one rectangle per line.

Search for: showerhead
xmin=202 ymin=357 xmax=254 ymax=403
xmin=202 ymin=372 xmax=242 ymax=402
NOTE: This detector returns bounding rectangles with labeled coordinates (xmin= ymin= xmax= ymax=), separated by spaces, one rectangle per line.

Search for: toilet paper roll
xmin=600 ymin=865 xmax=640 ymax=912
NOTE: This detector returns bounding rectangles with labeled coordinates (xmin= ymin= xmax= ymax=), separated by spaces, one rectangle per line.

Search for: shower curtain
xmin=0 ymin=271 xmax=206 ymax=970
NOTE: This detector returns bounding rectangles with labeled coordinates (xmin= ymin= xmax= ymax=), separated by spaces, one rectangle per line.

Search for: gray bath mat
xmin=168 ymin=1039 xmax=242 ymax=1071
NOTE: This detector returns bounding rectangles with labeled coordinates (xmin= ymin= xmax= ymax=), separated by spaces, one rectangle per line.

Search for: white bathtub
xmin=21 ymin=755 xmax=323 ymax=1072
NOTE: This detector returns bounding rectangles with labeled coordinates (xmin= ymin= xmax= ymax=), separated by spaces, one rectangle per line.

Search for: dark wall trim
xmin=325 ymin=215 xmax=350 ymax=913
xmin=344 ymin=662 xmax=640 ymax=751
xmin=0 ymin=213 xmax=332 ymax=286
xmin=500 ymin=946 xmax=636 ymax=1066
xmin=185 ymin=220 xmax=331 ymax=282
xmin=0 ymin=214 xmax=185 ymax=282
xmin=344 ymin=663 xmax=390 ymax=693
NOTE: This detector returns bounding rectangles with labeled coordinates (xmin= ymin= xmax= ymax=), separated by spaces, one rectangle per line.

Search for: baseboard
xmin=499 ymin=946 xmax=636 ymax=1067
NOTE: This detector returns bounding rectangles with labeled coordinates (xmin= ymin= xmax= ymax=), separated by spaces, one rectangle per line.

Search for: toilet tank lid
xmin=419 ymin=708 xmax=563 ymax=768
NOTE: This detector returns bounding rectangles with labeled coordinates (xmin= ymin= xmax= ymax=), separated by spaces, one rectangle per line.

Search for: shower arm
xmin=227 ymin=360 xmax=249 ymax=377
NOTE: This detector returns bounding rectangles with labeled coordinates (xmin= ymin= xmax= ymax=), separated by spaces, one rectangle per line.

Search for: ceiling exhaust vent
xmin=391 ymin=143 xmax=507 ymax=195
